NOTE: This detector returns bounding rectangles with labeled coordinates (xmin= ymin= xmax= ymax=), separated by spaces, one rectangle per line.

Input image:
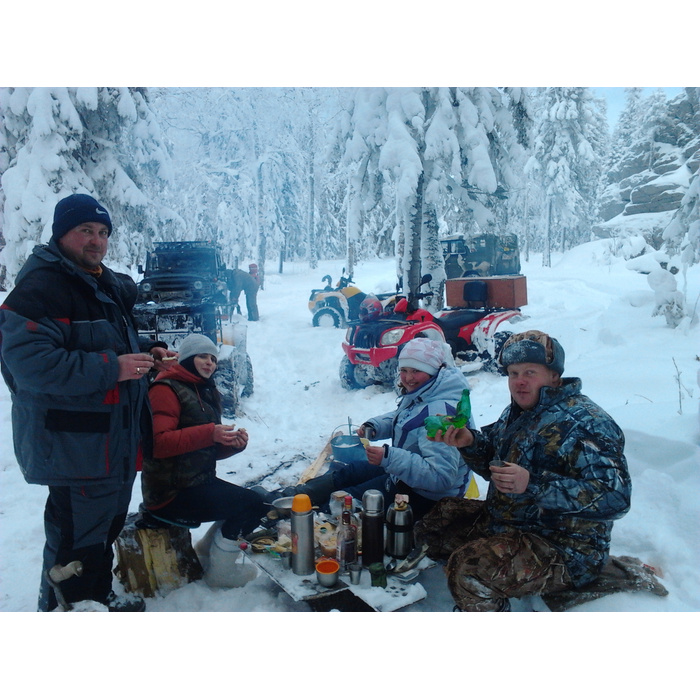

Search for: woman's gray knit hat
xmin=177 ymin=334 xmax=219 ymax=362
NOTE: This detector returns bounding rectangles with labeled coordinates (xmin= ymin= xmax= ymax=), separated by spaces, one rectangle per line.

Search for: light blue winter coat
xmin=363 ymin=366 xmax=474 ymax=501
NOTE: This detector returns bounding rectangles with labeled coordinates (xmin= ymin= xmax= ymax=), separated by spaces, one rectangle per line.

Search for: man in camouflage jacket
xmin=416 ymin=330 xmax=631 ymax=611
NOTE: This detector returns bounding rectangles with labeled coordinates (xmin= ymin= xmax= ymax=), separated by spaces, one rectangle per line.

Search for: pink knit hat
xmin=398 ymin=338 xmax=446 ymax=376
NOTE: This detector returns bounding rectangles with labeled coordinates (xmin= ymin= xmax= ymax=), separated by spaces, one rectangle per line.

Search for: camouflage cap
xmin=499 ymin=330 xmax=565 ymax=375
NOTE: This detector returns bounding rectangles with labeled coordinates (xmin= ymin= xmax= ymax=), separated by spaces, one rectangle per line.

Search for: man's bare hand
xmin=365 ymin=444 xmax=385 ymax=466
xmin=118 ymin=353 xmax=155 ymax=381
xmin=427 ymin=424 xmax=474 ymax=448
xmin=490 ymin=462 xmax=530 ymax=494
xmin=150 ymin=346 xmax=178 ymax=371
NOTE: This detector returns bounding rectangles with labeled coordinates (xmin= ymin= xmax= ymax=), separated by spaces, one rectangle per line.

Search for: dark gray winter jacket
xmin=0 ymin=242 xmax=152 ymax=485
xmin=459 ymin=377 xmax=631 ymax=586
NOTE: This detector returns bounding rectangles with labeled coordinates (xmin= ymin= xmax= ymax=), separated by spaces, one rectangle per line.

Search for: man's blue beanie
xmin=52 ymin=194 xmax=112 ymax=240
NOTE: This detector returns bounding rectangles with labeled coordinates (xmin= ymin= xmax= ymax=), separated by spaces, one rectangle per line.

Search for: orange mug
xmin=316 ymin=558 xmax=340 ymax=587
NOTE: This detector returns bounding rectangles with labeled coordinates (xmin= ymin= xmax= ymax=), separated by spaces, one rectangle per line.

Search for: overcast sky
xmin=592 ymin=87 xmax=685 ymax=129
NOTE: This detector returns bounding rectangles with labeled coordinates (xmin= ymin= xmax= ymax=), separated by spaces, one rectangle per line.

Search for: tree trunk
xmin=406 ymin=171 xmax=425 ymax=300
xmin=308 ymin=122 xmax=317 ymax=270
xmin=420 ymin=161 xmax=445 ymax=311
xmin=523 ymin=185 xmax=531 ymax=263
xmin=256 ymin=158 xmax=267 ymax=289
xmin=346 ymin=155 xmax=369 ymax=277
xmin=544 ymin=197 xmax=553 ymax=268
xmin=113 ymin=514 xmax=203 ymax=598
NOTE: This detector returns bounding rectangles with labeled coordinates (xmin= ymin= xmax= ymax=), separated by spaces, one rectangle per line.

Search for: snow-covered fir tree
xmin=526 ymin=87 xmax=606 ymax=266
xmin=664 ymin=165 xmax=700 ymax=272
xmin=340 ymin=87 xmax=529 ymax=306
xmin=0 ymin=87 xmax=184 ymax=286
xmin=2 ymin=86 xmax=697 ymax=295
xmin=152 ymin=87 xmax=350 ymax=283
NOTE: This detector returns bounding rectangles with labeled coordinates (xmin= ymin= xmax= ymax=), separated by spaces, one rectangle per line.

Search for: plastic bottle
xmin=204 ymin=526 xmax=257 ymax=588
xmin=336 ymin=495 xmax=358 ymax=570
xmin=385 ymin=494 xmax=414 ymax=559
xmin=291 ymin=493 xmax=315 ymax=575
xmin=361 ymin=489 xmax=385 ymax=567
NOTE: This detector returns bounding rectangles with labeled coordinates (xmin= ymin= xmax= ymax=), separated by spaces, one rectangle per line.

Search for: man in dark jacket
xmin=417 ymin=330 xmax=632 ymax=611
xmin=0 ymin=193 xmax=176 ymax=611
xmin=226 ymin=268 xmax=260 ymax=321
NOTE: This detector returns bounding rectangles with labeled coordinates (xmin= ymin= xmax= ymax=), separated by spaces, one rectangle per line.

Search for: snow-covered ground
xmin=0 ymin=242 xmax=700 ymax=697
xmin=2 ymin=244 xmax=699 ymax=613
xmin=2 ymin=245 xmax=698 ymax=681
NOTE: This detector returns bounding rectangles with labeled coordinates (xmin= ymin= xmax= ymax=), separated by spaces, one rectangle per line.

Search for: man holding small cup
xmin=418 ymin=330 xmax=631 ymax=612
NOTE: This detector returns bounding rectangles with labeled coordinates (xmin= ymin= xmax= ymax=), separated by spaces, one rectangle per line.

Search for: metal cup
xmin=489 ymin=459 xmax=506 ymax=468
xmin=316 ymin=558 xmax=340 ymax=587
xmin=279 ymin=551 xmax=292 ymax=570
xmin=348 ymin=563 xmax=362 ymax=585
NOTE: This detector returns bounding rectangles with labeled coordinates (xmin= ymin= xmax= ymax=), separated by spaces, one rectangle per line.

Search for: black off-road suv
xmin=133 ymin=241 xmax=253 ymax=417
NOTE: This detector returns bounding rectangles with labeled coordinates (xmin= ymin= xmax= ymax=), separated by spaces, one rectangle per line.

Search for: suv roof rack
xmin=152 ymin=241 xmax=218 ymax=251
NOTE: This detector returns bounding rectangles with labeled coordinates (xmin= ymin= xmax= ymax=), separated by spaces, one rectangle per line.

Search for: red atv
xmin=339 ymin=275 xmax=523 ymax=391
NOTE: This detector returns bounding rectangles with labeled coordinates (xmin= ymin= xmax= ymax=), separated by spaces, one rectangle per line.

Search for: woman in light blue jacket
xmin=280 ymin=338 xmax=474 ymax=520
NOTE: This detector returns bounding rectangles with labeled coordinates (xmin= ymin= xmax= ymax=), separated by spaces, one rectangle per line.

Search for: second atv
xmin=339 ymin=274 xmax=524 ymax=391
xmin=308 ymin=271 xmax=368 ymax=328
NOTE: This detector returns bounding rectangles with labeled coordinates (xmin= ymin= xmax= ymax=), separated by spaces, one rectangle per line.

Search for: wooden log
xmin=113 ymin=513 xmax=203 ymax=598
xmin=298 ymin=431 xmax=341 ymax=484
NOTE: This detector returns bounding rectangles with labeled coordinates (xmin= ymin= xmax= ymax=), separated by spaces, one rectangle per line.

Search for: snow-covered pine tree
xmin=342 ymin=87 xmax=529 ymax=306
xmin=526 ymin=87 xmax=605 ymax=266
xmin=152 ymin=87 xmax=262 ymax=269
xmin=152 ymin=87 xmax=350 ymax=278
xmin=664 ymin=164 xmax=700 ymax=270
xmin=0 ymin=87 xmax=183 ymax=286
xmin=602 ymin=87 xmax=645 ymax=211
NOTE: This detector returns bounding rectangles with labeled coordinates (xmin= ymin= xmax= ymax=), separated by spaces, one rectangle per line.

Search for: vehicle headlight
xmin=380 ymin=328 xmax=406 ymax=346
xmin=194 ymin=280 xmax=204 ymax=290
xmin=141 ymin=282 xmax=152 ymax=293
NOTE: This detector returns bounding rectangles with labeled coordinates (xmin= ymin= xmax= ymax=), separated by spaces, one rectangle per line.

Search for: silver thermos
xmin=361 ymin=489 xmax=385 ymax=567
xmin=385 ymin=494 xmax=414 ymax=559
xmin=291 ymin=493 xmax=315 ymax=575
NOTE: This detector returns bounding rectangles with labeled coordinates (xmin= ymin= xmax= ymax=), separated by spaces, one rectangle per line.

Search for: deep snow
xmin=1 ymin=245 xmax=698 ymax=615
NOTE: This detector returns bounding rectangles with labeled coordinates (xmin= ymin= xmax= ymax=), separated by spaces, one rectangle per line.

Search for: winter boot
xmin=250 ymin=485 xmax=273 ymax=500
xmin=287 ymin=472 xmax=339 ymax=508
xmin=105 ymin=590 xmax=146 ymax=612
xmin=266 ymin=472 xmax=340 ymax=508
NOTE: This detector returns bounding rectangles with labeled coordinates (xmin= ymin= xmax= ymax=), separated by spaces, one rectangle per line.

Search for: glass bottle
xmin=336 ymin=495 xmax=358 ymax=570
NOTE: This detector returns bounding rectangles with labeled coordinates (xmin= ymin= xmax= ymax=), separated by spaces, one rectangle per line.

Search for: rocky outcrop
xmin=595 ymin=88 xmax=699 ymax=241
xmin=624 ymin=178 xmax=687 ymax=215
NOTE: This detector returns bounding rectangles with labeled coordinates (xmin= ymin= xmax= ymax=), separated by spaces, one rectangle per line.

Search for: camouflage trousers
xmin=415 ymin=497 xmax=573 ymax=612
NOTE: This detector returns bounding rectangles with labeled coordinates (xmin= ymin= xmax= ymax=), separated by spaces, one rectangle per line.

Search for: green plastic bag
xmin=424 ymin=389 xmax=471 ymax=438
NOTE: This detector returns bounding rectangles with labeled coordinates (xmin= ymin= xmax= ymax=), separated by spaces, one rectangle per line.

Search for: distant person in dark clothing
xmin=226 ymin=268 xmax=260 ymax=321
xmin=248 ymin=263 xmax=261 ymax=286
